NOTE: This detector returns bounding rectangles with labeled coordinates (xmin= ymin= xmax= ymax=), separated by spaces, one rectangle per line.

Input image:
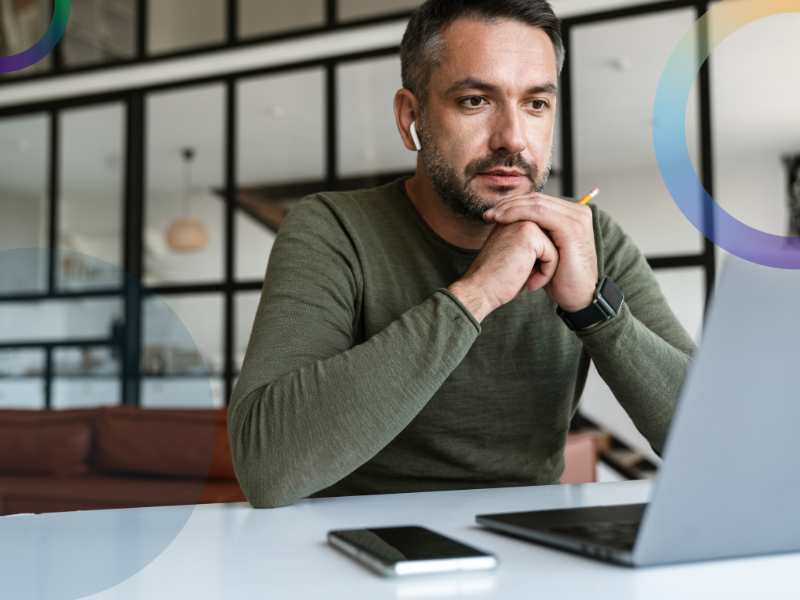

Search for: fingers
xmin=527 ymin=229 xmax=559 ymax=291
xmin=484 ymin=194 xmax=591 ymax=236
xmin=489 ymin=192 xmax=585 ymax=218
xmin=485 ymin=197 xmax=593 ymax=252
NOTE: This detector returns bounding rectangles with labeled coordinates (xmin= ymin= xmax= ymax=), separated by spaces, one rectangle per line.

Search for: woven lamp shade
xmin=165 ymin=217 xmax=209 ymax=252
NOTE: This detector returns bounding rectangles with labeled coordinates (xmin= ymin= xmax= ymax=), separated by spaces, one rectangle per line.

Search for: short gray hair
xmin=400 ymin=0 xmax=565 ymax=104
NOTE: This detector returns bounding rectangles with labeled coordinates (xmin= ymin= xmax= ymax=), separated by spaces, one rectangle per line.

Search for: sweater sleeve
xmin=228 ymin=196 xmax=480 ymax=508
xmin=575 ymin=208 xmax=696 ymax=454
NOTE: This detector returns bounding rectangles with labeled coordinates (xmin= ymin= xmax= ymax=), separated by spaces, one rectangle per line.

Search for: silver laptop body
xmin=478 ymin=254 xmax=800 ymax=567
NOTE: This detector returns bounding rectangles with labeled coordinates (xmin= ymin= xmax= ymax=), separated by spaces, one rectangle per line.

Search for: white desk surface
xmin=8 ymin=480 xmax=799 ymax=600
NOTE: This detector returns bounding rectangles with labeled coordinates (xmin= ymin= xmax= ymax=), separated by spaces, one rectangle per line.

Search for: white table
xmin=3 ymin=480 xmax=798 ymax=600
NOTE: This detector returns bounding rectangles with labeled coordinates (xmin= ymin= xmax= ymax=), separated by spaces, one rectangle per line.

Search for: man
xmin=229 ymin=0 xmax=694 ymax=509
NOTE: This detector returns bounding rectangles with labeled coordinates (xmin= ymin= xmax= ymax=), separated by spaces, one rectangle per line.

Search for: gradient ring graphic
xmin=0 ymin=0 xmax=70 ymax=73
xmin=654 ymin=0 xmax=800 ymax=269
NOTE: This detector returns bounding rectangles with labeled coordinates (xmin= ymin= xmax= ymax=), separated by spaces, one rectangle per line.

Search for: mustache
xmin=464 ymin=152 xmax=539 ymax=183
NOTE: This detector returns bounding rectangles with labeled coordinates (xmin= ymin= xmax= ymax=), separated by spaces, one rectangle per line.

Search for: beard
xmin=418 ymin=119 xmax=552 ymax=224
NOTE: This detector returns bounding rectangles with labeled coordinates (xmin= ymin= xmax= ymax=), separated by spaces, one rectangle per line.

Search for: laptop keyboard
xmin=548 ymin=520 xmax=641 ymax=550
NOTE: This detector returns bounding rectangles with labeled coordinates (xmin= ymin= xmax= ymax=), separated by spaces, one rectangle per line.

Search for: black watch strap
xmin=557 ymin=302 xmax=609 ymax=331
xmin=557 ymin=276 xmax=624 ymax=331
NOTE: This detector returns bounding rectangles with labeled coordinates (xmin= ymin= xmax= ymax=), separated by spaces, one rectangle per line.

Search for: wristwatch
xmin=556 ymin=276 xmax=624 ymax=331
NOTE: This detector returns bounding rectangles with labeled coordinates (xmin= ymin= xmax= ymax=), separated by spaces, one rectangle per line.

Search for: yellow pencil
xmin=579 ymin=188 xmax=599 ymax=205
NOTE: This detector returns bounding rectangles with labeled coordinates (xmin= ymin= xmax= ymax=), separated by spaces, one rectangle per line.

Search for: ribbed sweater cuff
xmin=436 ymin=288 xmax=482 ymax=335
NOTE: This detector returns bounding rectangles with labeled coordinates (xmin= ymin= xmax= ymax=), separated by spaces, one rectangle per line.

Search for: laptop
xmin=477 ymin=254 xmax=800 ymax=567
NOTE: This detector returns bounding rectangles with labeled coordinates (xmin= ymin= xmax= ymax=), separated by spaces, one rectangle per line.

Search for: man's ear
xmin=394 ymin=89 xmax=422 ymax=152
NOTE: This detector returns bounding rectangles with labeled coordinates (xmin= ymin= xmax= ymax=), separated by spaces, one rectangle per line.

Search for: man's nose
xmin=488 ymin=105 xmax=526 ymax=156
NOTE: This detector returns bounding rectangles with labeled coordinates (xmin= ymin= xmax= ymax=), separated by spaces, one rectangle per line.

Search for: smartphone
xmin=328 ymin=526 xmax=497 ymax=577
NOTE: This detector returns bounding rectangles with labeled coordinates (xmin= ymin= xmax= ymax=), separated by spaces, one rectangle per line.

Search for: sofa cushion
xmin=0 ymin=410 xmax=94 ymax=476
xmin=94 ymin=407 xmax=215 ymax=479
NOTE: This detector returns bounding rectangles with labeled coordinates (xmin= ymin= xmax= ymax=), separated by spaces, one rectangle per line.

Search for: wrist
xmin=556 ymin=285 xmax=598 ymax=314
xmin=447 ymin=278 xmax=493 ymax=324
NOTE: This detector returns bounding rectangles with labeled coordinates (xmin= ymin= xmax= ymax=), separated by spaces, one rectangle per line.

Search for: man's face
xmin=419 ymin=17 xmax=559 ymax=223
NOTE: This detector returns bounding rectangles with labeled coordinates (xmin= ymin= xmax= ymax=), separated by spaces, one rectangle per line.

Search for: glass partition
xmin=61 ymin=0 xmax=137 ymax=69
xmin=141 ymin=293 xmax=224 ymax=407
xmin=237 ymin=68 xmax=326 ymax=187
xmin=141 ymin=293 xmax=223 ymax=377
xmin=58 ymin=103 xmax=126 ymax=291
xmin=235 ymin=210 xmax=276 ymax=281
xmin=147 ymin=0 xmax=226 ymax=55
xmin=0 ymin=115 xmax=50 ymax=296
xmin=0 ymin=0 xmax=53 ymax=78
xmin=0 ymin=349 xmax=45 ymax=410
xmin=238 ymin=0 xmax=324 ymax=39
xmin=0 ymin=298 xmax=123 ymax=344
xmin=145 ymin=84 xmax=225 ymax=285
xmin=337 ymin=55 xmax=417 ymax=178
xmin=571 ymin=8 xmax=703 ymax=258
xmin=337 ymin=0 xmax=421 ymax=22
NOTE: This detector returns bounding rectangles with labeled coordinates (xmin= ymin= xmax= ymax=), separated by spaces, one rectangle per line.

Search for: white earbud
xmin=410 ymin=120 xmax=422 ymax=152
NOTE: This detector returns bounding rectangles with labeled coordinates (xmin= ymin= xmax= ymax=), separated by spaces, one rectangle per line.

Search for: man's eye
xmin=464 ymin=96 xmax=484 ymax=107
xmin=530 ymin=100 xmax=547 ymax=110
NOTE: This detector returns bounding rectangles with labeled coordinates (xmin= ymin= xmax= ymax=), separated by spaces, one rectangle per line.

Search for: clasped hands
xmin=449 ymin=193 xmax=599 ymax=323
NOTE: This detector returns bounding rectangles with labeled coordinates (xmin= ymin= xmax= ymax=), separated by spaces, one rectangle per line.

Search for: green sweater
xmin=229 ymin=178 xmax=694 ymax=508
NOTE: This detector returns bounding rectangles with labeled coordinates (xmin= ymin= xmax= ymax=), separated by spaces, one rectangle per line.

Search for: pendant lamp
xmin=166 ymin=147 xmax=210 ymax=252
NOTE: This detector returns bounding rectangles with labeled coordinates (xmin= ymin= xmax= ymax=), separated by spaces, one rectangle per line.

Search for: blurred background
xmin=1 ymin=0 xmax=798 ymax=491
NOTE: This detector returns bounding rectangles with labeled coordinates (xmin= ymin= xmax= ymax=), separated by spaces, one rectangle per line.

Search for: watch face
xmin=599 ymin=278 xmax=624 ymax=311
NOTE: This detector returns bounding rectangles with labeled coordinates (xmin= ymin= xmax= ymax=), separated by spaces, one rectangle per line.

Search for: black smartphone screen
xmin=331 ymin=526 xmax=489 ymax=563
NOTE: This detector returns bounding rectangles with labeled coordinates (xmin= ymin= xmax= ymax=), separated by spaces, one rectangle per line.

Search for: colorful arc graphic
xmin=0 ymin=0 xmax=70 ymax=73
xmin=654 ymin=0 xmax=800 ymax=269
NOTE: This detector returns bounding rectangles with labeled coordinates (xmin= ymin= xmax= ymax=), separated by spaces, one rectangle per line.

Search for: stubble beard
xmin=417 ymin=117 xmax=553 ymax=225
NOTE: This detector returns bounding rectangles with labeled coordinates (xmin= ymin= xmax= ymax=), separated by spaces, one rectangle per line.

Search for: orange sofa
xmin=0 ymin=407 xmax=246 ymax=516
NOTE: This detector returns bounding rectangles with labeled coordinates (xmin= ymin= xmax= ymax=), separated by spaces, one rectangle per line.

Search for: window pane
xmin=140 ymin=377 xmax=222 ymax=408
xmin=142 ymin=294 xmax=223 ymax=377
xmin=53 ymin=346 xmax=120 ymax=376
xmin=709 ymin=6 xmax=800 ymax=239
xmin=238 ymin=0 xmax=324 ymax=39
xmin=0 ymin=349 xmax=45 ymax=409
xmin=61 ymin=0 xmax=137 ymax=69
xmin=235 ymin=210 xmax=275 ymax=281
xmin=0 ymin=0 xmax=53 ymax=78
xmin=337 ymin=55 xmax=416 ymax=177
xmin=0 ymin=380 xmax=45 ymax=410
xmin=0 ymin=298 xmax=123 ymax=344
xmin=52 ymin=344 xmax=121 ymax=412
xmin=0 ymin=115 xmax=49 ymax=295
xmin=550 ymin=0 xmax=664 ymax=19
xmin=145 ymin=84 xmax=225 ymax=285
xmin=58 ymin=103 xmax=125 ymax=291
xmin=51 ymin=378 xmax=121 ymax=409
xmin=237 ymin=68 xmax=325 ymax=186
xmin=147 ymin=0 xmax=225 ymax=55
xmin=338 ymin=0 xmax=420 ymax=22
xmin=572 ymin=9 xmax=703 ymax=257
xmin=0 ymin=348 xmax=44 ymax=377
xmin=234 ymin=291 xmax=261 ymax=375
xmin=654 ymin=267 xmax=705 ymax=344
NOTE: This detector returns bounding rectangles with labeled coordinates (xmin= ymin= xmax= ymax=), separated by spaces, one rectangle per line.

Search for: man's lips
xmin=477 ymin=169 xmax=528 ymax=187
